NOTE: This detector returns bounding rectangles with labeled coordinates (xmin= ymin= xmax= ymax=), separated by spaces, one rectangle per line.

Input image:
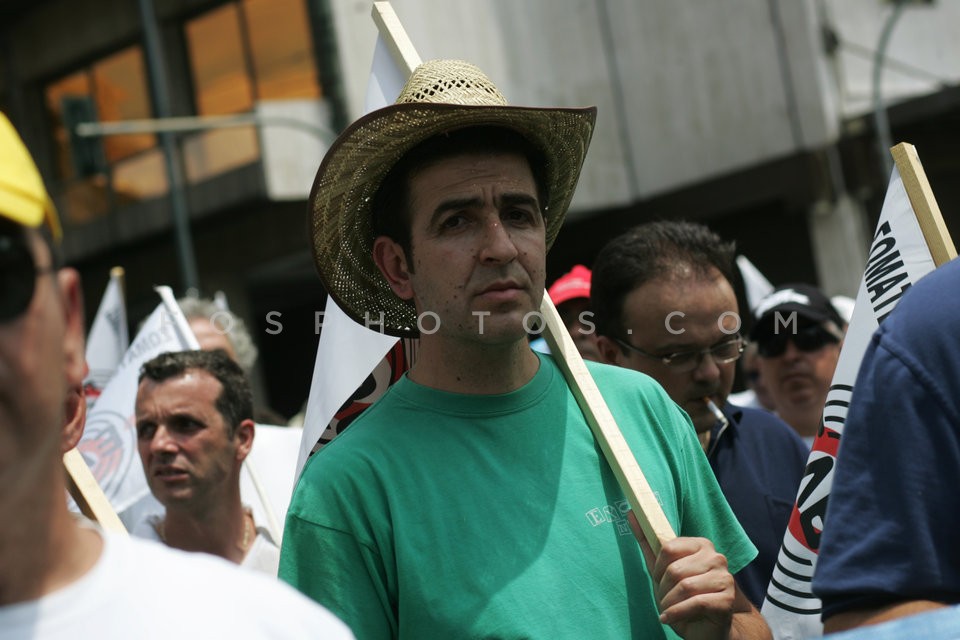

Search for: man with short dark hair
xmin=0 ymin=113 xmax=353 ymax=638
xmin=280 ymin=60 xmax=770 ymax=639
xmin=591 ymin=220 xmax=809 ymax=608
xmin=751 ymin=284 xmax=846 ymax=445
xmin=133 ymin=349 xmax=280 ymax=574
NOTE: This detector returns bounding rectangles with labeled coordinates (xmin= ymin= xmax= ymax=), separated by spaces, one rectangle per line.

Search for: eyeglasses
xmin=756 ymin=323 xmax=842 ymax=358
xmin=615 ymin=335 xmax=745 ymax=373
xmin=0 ymin=230 xmax=54 ymax=323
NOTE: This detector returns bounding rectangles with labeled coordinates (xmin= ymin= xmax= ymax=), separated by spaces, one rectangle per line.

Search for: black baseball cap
xmin=750 ymin=283 xmax=845 ymax=342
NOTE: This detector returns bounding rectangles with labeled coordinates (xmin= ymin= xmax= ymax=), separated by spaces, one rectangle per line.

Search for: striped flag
xmin=761 ymin=159 xmax=946 ymax=638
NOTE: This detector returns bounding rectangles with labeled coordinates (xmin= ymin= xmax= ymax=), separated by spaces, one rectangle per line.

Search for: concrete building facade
xmin=1 ymin=0 xmax=957 ymax=417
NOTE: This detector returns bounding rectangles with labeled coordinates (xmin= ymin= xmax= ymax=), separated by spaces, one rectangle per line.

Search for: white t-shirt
xmin=0 ymin=529 xmax=354 ymax=639
xmin=132 ymin=512 xmax=281 ymax=576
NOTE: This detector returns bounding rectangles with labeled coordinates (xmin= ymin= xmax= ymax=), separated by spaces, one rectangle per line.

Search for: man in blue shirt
xmin=813 ymin=257 xmax=960 ymax=632
xmin=592 ymin=220 xmax=809 ymax=607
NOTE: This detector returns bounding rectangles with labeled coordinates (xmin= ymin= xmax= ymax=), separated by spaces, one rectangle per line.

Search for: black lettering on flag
xmin=867 ymin=270 xmax=909 ymax=305
xmin=797 ymin=456 xmax=834 ymax=550
xmin=876 ymin=283 xmax=912 ymax=323
xmin=863 ymin=224 xmax=912 ymax=321
xmin=865 ymin=238 xmax=899 ymax=281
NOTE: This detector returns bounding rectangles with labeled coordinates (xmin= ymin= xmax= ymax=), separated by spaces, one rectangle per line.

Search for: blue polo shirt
xmin=710 ymin=403 xmax=809 ymax=607
xmin=813 ymin=257 xmax=960 ymax=619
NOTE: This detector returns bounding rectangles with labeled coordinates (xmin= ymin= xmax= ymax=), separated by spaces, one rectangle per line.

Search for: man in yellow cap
xmin=0 ymin=113 xmax=355 ymax=639
xmin=280 ymin=61 xmax=769 ymax=639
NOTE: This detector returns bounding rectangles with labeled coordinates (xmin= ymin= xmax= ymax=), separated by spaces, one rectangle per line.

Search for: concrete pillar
xmin=807 ymin=192 xmax=870 ymax=297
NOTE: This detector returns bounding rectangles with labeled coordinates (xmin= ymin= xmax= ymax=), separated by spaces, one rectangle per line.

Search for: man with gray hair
xmin=178 ymin=296 xmax=285 ymax=424
xmin=178 ymin=296 xmax=258 ymax=374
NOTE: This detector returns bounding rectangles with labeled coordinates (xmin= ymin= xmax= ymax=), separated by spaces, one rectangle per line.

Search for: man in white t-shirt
xmin=0 ymin=112 xmax=352 ymax=638
xmin=132 ymin=349 xmax=281 ymax=574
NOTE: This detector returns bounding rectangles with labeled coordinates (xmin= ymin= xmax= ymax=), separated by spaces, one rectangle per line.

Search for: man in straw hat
xmin=0 ymin=113 xmax=353 ymax=639
xmin=280 ymin=60 xmax=769 ymax=639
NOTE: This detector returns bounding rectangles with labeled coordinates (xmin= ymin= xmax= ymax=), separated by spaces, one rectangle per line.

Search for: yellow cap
xmin=0 ymin=112 xmax=62 ymax=240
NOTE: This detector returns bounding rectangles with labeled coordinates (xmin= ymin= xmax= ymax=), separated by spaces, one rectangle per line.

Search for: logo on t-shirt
xmin=586 ymin=495 xmax=662 ymax=537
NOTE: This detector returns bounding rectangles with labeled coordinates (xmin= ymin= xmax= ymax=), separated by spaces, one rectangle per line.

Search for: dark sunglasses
xmin=0 ymin=231 xmax=54 ymax=322
xmin=756 ymin=323 xmax=841 ymax=358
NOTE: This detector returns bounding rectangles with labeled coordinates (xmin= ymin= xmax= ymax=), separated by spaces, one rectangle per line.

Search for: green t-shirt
xmin=280 ymin=353 xmax=755 ymax=639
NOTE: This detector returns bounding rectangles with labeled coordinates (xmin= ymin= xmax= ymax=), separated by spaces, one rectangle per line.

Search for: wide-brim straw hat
xmin=309 ymin=59 xmax=597 ymax=337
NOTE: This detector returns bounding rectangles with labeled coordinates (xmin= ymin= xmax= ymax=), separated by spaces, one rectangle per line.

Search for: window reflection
xmin=184 ymin=3 xmax=257 ymax=182
xmin=183 ymin=0 xmax=322 ymax=185
xmin=45 ymin=46 xmax=161 ymax=223
xmin=245 ymin=0 xmax=320 ymax=100
xmin=93 ymin=48 xmax=156 ymax=163
xmin=185 ymin=3 xmax=254 ymax=115
xmin=43 ymin=0 xmax=323 ymax=226
xmin=45 ymin=71 xmax=93 ymax=182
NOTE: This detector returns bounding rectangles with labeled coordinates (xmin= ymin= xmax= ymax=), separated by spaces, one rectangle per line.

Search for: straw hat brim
xmin=309 ymin=102 xmax=597 ymax=338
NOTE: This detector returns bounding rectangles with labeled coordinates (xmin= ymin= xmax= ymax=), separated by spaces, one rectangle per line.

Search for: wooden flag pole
xmin=110 ymin=265 xmax=126 ymax=311
xmin=539 ymin=297 xmax=677 ymax=552
xmin=64 ymin=448 xmax=128 ymax=534
xmin=890 ymin=143 xmax=958 ymax=267
xmin=372 ymin=2 xmax=421 ymax=72
xmin=65 ymin=267 xmax=128 ymax=534
xmin=370 ymin=1 xmax=675 ymax=553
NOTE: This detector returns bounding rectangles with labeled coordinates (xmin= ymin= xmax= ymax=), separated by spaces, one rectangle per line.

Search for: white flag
xmin=77 ymin=286 xmax=200 ymax=517
xmin=295 ymin=297 xmax=399 ymax=479
xmin=364 ymin=36 xmax=408 ymax=113
xmin=761 ymin=164 xmax=941 ymax=638
xmin=241 ymin=423 xmax=304 ymax=541
xmin=736 ymin=255 xmax=774 ymax=314
xmin=294 ymin=34 xmax=410 ymax=481
xmin=83 ymin=268 xmax=128 ymax=409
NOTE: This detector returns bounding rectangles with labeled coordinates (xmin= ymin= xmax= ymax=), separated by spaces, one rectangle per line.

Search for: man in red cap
xmin=531 ymin=264 xmax=601 ymax=361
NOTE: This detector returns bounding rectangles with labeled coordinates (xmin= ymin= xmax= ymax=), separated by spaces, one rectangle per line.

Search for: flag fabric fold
xmin=294 ymin=33 xmax=412 ymax=481
xmin=83 ymin=269 xmax=129 ymax=409
xmin=736 ymin=255 xmax=774 ymax=315
xmin=295 ymin=296 xmax=400 ymax=479
xmin=761 ymin=164 xmax=943 ymax=639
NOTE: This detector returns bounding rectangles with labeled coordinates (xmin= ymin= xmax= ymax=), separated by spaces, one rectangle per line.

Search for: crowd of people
xmin=2 ymin=52 xmax=958 ymax=640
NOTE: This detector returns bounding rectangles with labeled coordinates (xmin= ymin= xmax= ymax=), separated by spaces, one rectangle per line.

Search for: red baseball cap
xmin=548 ymin=265 xmax=592 ymax=305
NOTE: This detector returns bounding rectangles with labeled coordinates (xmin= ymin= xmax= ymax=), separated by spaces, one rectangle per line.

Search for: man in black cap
xmin=750 ymin=284 xmax=846 ymax=446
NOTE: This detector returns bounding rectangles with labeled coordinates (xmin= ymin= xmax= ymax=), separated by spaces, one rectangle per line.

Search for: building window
xmin=45 ymin=45 xmax=167 ymax=224
xmin=182 ymin=0 xmax=320 ymax=183
xmin=244 ymin=0 xmax=321 ymax=101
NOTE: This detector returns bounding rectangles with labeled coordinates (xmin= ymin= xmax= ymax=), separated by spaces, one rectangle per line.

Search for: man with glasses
xmin=750 ymin=283 xmax=846 ymax=446
xmin=0 ymin=113 xmax=354 ymax=638
xmin=592 ymin=220 xmax=809 ymax=607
